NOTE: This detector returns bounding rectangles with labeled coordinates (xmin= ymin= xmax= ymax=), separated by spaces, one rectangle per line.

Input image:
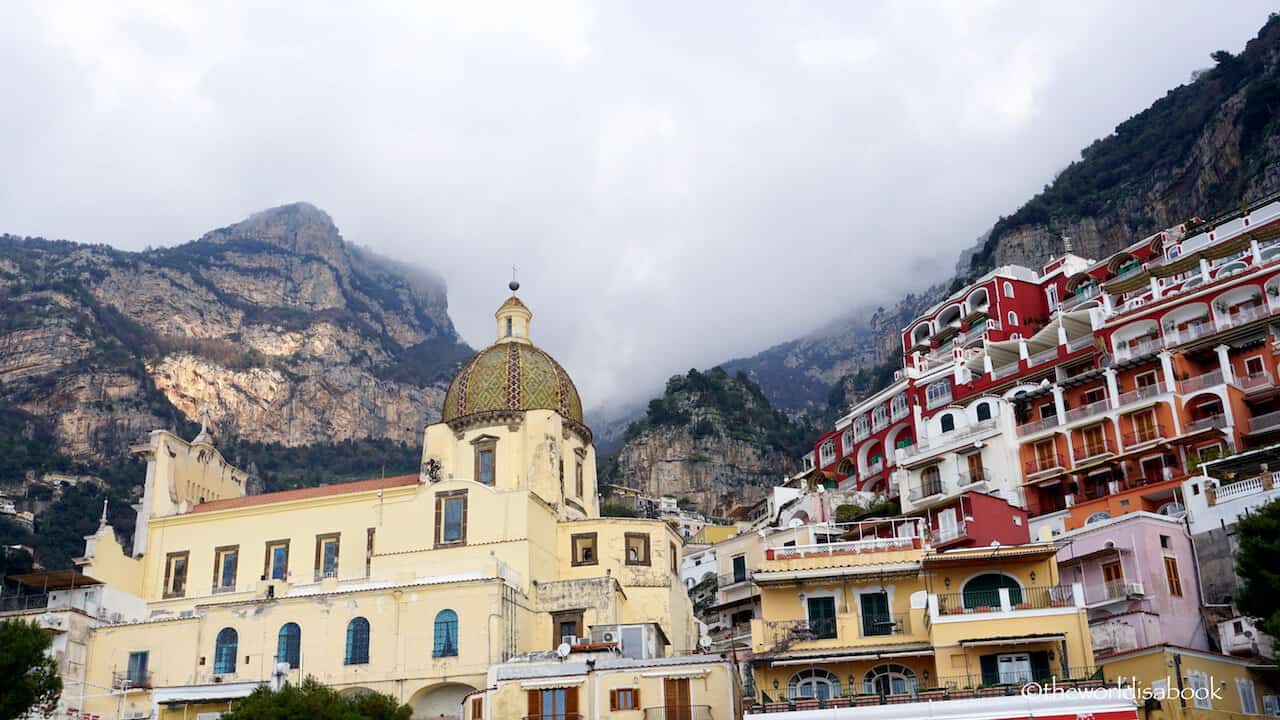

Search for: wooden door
xmin=664 ymin=677 xmax=691 ymax=720
xmin=966 ymin=453 xmax=985 ymax=483
xmin=1035 ymin=441 xmax=1055 ymax=469
xmin=1134 ymin=411 xmax=1156 ymax=442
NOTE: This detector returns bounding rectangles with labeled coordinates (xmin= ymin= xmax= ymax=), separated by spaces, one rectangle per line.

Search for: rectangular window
xmin=671 ymin=542 xmax=678 ymax=574
xmin=611 ymin=688 xmax=640 ymax=711
xmin=732 ymin=555 xmax=747 ymax=583
xmin=1083 ymin=386 xmax=1107 ymax=405
xmin=473 ymin=436 xmax=497 ymax=486
xmin=571 ymin=532 xmax=597 ymax=566
xmin=552 ymin=610 xmax=583 ymax=644
xmin=212 ymin=545 xmax=239 ymax=592
xmin=264 ymin=540 xmax=289 ymax=581
xmin=1240 ymin=679 xmax=1260 ymax=714
xmin=997 ymin=653 xmax=1033 ymax=685
xmin=860 ymin=591 xmax=891 ymax=637
xmin=1135 ymin=370 xmax=1159 ymax=389
xmin=366 ymin=528 xmax=375 ymax=577
xmin=126 ymin=651 xmax=149 ymax=686
xmin=575 ymin=456 xmax=585 ymax=498
xmin=435 ymin=491 xmax=468 ymax=547
xmin=1035 ymin=440 xmax=1056 ymax=470
xmin=806 ymin=596 xmax=837 ymax=639
xmin=1246 ymin=355 xmax=1266 ymax=377
xmin=1189 ymin=671 xmax=1211 ymax=709
xmin=315 ymin=533 xmax=340 ymax=581
xmin=471 ymin=697 xmax=483 ymax=720
xmin=163 ymin=551 xmax=189 ymax=598
xmin=1164 ymin=556 xmax=1183 ymax=597
xmin=625 ymin=532 xmax=650 ymax=566
xmin=528 ymin=687 xmax=578 ymax=720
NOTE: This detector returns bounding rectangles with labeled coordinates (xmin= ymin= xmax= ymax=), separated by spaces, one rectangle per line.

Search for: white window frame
xmin=926 ymin=381 xmax=952 ymax=410
xmin=819 ymin=441 xmax=836 ymax=465
xmin=854 ymin=416 xmax=870 ymax=441
xmin=1188 ymin=670 xmax=1212 ymax=709
xmin=1239 ymin=678 xmax=1259 ymax=715
xmin=1007 ymin=311 xmax=1018 ymax=326
xmin=1003 ymin=281 xmax=1014 ymax=298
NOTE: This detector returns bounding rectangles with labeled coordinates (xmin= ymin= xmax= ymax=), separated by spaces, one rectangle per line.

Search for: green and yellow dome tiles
xmin=442 ymin=341 xmax=584 ymax=424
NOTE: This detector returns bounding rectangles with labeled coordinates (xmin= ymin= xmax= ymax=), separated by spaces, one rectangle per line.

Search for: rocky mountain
xmin=725 ymin=15 xmax=1280 ymax=419
xmin=603 ymin=368 xmax=808 ymax=516
xmin=0 ymin=203 xmax=471 ymax=463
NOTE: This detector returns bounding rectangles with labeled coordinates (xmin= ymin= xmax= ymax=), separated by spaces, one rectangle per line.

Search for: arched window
xmin=789 ymin=668 xmax=840 ymax=700
xmin=963 ymin=574 xmax=1023 ymax=608
xmin=345 ymin=617 xmax=370 ymax=665
xmin=277 ymin=623 xmax=301 ymax=669
xmin=1085 ymin=511 xmax=1112 ymax=525
xmin=1007 ymin=311 xmax=1018 ymax=326
xmin=433 ymin=610 xmax=458 ymax=658
xmin=1003 ymin=281 xmax=1014 ymax=298
xmin=921 ymin=466 xmax=941 ymax=495
xmin=976 ymin=402 xmax=993 ymax=422
xmin=940 ymin=414 xmax=956 ymax=433
xmin=214 ymin=628 xmax=238 ymax=674
xmin=863 ymin=664 xmax=916 ymax=695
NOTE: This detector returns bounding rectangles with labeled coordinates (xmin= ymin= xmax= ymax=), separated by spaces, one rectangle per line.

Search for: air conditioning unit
xmin=560 ymin=635 xmax=578 ymax=647
xmin=123 ymin=711 xmax=150 ymax=720
xmin=601 ymin=631 xmax=617 ymax=644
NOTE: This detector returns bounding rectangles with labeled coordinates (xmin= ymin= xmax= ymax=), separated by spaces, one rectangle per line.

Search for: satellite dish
xmin=699 ymin=636 xmax=712 ymax=651
xmin=556 ymin=642 xmax=572 ymax=658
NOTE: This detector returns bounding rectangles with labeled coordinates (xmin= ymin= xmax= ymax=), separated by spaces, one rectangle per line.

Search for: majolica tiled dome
xmin=442 ymin=294 xmax=583 ymax=423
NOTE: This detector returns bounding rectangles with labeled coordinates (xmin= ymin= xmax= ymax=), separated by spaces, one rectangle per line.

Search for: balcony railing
xmin=1028 ymin=346 xmax=1059 ymax=366
xmin=0 ymin=594 xmax=51 ymax=613
xmin=956 ymin=468 xmax=989 ymax=486
xmin=769 ymin=535 xmax=919 ymax=560
xmin=1248 ymin=410 xmax=1280 ymax=434
xmin=936 ymin=585 xmax=1074 ymax=615
xmin=1212 ymin=472 xmax=1279 ymax=503
xmin=761 ymin=619 xmax=837 ymax=647
xmin=861 ymin=612 xmax=910 ymax=637
xmin=866 ymin=457 xmax=885 ymax=475
xmin=1219 ymin=304 xmax=1266 ymax=330
xmin=1122 ymin=425 xmax=1165 ymax=447
xmin=1065 ymin=398 xmax=1110 ymax=423
xmin=1067 ymin=335 xmax=1095 ymax=352
xmin=926 ymin=389 xmax=954 ymax=410
xmin=112 ymin=670 xmax=153 ymax=690
xmin=1113 ymin=338 xmax=1161 ymax=362
xmin=524 ymin=715 xmax=585 ymax=720
xmin=1164 ymin=321 xmax=1214 ymax=345
xmin=1017 ymin=415 xmax=1060 ymax=436
xmin=717 ymin=570 xmax=752 ymax=588
xmin=891 ymin=402 xmax=910 ymax=421
xmin=1180 ymin=370 xmax=1224 ymax=394
xmin=908 ymin=480 xmax=943 ymax=502
xmin=1024 ymin=456 xmax=1065 ymax=476
xmin=644 ymin=706 xmax=711 ymax=720
xmin=1236 ymin=370 xmax=1274 ymax=391
xmin=991 ymin=363 xmax=1019 ymax=380
xmin=1073 ymin=441 xmax=1113 ymax=463
xmin=934 ymin=521 xmax=969 ymax=544
xmin=1187 ymin=414 xmax=1227 ymax=432
xmin=1115 ymin=382 xmax=1165 ymax=407
xmin=1099 ymin=579 xmax=1145 ymax=601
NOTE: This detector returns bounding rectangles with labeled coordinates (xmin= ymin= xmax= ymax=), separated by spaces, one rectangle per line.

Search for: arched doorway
xmin=962 ymin=573 xmax=1023 ymax=608
xmin=409 ymin=682 xmax=477 ymax=720
xmin=863 ymin=664 xmax=916 ymax=695
xmin=788 ymin=668 xmax=840 ymax=700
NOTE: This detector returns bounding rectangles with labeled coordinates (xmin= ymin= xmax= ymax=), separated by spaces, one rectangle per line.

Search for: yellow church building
xmin=72 ymin=290 xmax=721 ymax=720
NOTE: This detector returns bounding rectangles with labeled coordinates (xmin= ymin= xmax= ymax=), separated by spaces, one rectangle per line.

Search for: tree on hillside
xmin=220 ymin=677 xmax=412 ymax=720
xmin=1234 ymin=499 xmax=1280 ymax=638
xmin=0 ymin=619 xmax=62 ymax=720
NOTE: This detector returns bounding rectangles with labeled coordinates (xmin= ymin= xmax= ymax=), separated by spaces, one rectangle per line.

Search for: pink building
xmin=1054 ymin=511 xmax=1208 ymax=660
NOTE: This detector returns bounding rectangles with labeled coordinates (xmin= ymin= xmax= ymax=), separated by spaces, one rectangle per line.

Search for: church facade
xmin=73 ymin=292 xmax=713 ymax=720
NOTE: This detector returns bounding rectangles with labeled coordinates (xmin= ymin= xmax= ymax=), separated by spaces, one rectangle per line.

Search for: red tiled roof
xmin=190 ymin=474 xmax=420 ymax=513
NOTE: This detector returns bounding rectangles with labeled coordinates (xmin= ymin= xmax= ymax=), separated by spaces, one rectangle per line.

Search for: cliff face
xmin=725 ymin=16 xmax=1280 ymax=420
xmin=0 ymin=203 xmax=470 ymax=462
xmin=608 ymin=368 xmax=805 ymax=515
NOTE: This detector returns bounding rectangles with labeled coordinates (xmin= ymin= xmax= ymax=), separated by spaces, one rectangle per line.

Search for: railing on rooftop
xmin=0 ymin=594 xmax=50 ymax=613
xmin=769 ymin=536 xmax=918 ymax=560
xmin=1212 ymin=472 xmax=1279 ymax=503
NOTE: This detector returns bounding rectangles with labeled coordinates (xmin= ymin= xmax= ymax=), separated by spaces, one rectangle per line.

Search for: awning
xmin=753 ymin=562 xmax=921 ymax=585
xmin=768 ymin=645 xmax=936 ymax=667
xmin=7 ymin=571 xmax=102 ymax=590
xmin=520 ymin=678 xmax=586 ymax=690
xmin=960 ymin=633 xmax=1065 ymax=647
xmin=639 ymin=668 xmax=711 ymax=679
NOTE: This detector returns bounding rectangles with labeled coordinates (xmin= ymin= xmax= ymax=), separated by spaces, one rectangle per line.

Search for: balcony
xmin=1180 ymin=369 xmax=1224 ymax=394
xmin=1024 ymin=456 xmax=1066 ymax=478
xmin=1017 ymin=415 xmax=1060 ymax=436
xmin=1122 ymin=425 xmax=1166 ymax=448
xmin=1164 ymin=321 xmax=1214 ymax=346
xmin=1113 ymin=338 xmax=1161 ymax=362
xmin=767 ymin=535 xmax=920 ymax=562
xmin=908 ymin=479 xmax=944 ymax=502
xmin=905 ymin=419 xmax=998 ymax=458
xmin=1028 ymin=346 xmax=1059 ymax=366
xmin=935 ymin=585 xmax=1076 ymax=616
xmin=956 ymin=467 xmax=989 ymax=487
xmin=891 ymin=402 xmax=910 ymax=421
xmin=1219 ymin=303 xmax=1266 ymax=330
xmin=1186 ymin=414 xmax=1227 ymax=433
xmin=933 ymin=520 xmax=969 ymax=545
xmin=1115 ymin=382 xmax=1165 ymax=408
xmin=524 ymin=715 xmax=584 ymax=720
xmin=112 ymin=670 xmax=153 ymax=690
xmin=644 ymin=707 xmax=711 ymax=720
xmin=926 ymin=389 xmax=954 ymax=410
xmin=991 ymin=363 xmax=1020 ymax=380
xmin=866 ymin=457 xmax=885 ymax=475
xmin=860 ymin=612 xmax=910 ymax=638
xmin=1236 ymin=370 xmax=1274 ymax=392
xmin=1067 ymin=334 xmax=1095 ymax=352
xmin=1073 ymin=441 xmax=1114 ymax=464
xmin=1096 ymin=579 xmax=1145 ymax=604
xmin=1065 ymin=398 xmax=1110 ymax=423
xmin=717 ymin=570 xmax=753 ymax=588
xmin=1248 ymin=410 xmax=1280 ymax=434
xmin=1210 ymin=472 xmax=1279 ymax=505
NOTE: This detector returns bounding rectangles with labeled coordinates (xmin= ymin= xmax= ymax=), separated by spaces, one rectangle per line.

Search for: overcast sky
xmin=1 ymin=2 xmax=1274 ymax=412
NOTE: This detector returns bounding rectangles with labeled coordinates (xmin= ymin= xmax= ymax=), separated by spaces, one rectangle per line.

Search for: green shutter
xmin=979 ymin=655 xmax=999 ymax=687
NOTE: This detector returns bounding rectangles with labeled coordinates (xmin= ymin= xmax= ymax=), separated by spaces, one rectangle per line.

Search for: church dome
xmin=441 ymin=291 xmax=584 ymax=424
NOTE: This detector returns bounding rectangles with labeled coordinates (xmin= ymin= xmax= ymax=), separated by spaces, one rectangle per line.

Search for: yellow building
xmin=74 ymin=291 xmax=702 ymax=720
xmin=746 ymin=518 xmax=1096 ymax=710
xmin=691 ymin=525 xmax=738 ymax=546
xmin=1099 ymin=645 xmax=1277 ymax=720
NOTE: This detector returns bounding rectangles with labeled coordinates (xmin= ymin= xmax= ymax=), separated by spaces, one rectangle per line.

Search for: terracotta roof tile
xmin=190 ymin=474 xmax=419 ymax=514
